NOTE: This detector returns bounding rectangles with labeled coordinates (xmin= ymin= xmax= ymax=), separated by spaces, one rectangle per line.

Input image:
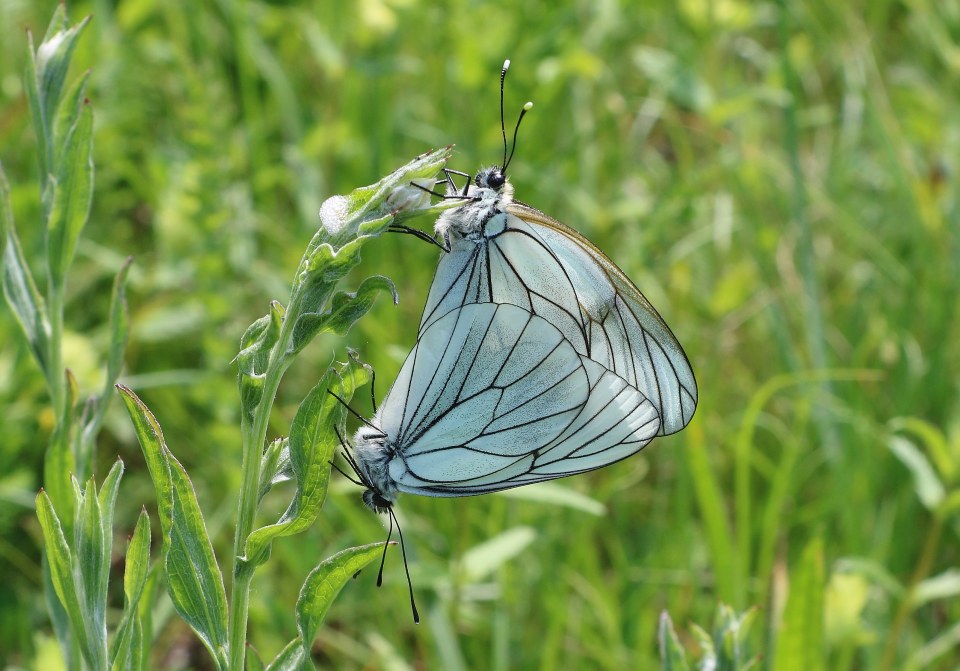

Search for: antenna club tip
xmin=523 ymin=101 xmax=534 ymax=110
xmin=503 ymin=59 xmax=511 ymax=70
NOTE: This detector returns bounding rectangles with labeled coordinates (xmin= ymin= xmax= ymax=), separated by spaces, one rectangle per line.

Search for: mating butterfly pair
xmin=334 ymin=61 xmax=697 ymax=622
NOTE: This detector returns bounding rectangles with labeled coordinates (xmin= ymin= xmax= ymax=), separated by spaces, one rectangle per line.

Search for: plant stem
xmin=879 ymin=513 xmax=944 ymax=670
xmin=227 ymin=324 xmax=293 ymax=671
xmin=47 ymin=282 xmax=66 ymax=422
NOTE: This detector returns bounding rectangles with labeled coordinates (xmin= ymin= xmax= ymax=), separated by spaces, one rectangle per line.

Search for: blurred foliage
xmin=1 ymin=0 xmax=958 ymax=668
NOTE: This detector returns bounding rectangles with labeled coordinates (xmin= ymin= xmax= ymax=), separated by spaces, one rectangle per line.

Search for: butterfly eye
xmin=487 ymin=171 xmax=505 ymax=189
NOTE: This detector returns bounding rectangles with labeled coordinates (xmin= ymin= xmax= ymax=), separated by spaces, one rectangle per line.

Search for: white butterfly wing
xmin=381 ymin=302 xmax=660 ymax=497
xmin=420 ymin=203 xmax=697 ymax=435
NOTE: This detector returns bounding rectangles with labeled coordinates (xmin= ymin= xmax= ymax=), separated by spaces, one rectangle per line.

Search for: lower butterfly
xmin=335 ymin=301 xmax=660 ymax=621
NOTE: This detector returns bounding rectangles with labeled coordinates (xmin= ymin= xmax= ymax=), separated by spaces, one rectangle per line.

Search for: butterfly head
xmin=475 ymin=166 xmax=507 ymax=191
xmin=435 ymin=62 xmax=533 ymax=243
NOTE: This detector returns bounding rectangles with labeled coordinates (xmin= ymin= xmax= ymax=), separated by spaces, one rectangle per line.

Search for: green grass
xmin=2 ymin=0 xmax=959 ymax=668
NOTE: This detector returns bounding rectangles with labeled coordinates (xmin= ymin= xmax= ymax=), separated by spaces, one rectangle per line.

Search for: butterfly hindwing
xmin=381 ymin=302 xmax=660 ymax=497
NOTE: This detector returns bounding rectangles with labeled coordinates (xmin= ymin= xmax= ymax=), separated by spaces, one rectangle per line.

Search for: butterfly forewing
xmin=420 ymin=204 xmax=697 ymax=435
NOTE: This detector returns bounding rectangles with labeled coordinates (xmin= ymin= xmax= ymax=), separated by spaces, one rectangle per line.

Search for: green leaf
xmin=496 ymin=481 xmax=606 ymax=516
xmin=237 ymin=301 xmax=284 ymax=419
xmin=37 ymin=489 xmax=92 ymax=669
xmin=27 ymin=8 xmax=91 ymax=177
xmin=246 ymin=646 xmax=266 ymax=671
xmin=296 ymin=543 xmax=387 ymax=660
xmin=117 ymin=384 xmax=229 ymax=668
xmin=117 ymin=385 xmax=173 ymax=536
xmin=460 ymin=527 xmax=536 ymax=582
xmin=658 ymin=611 xmax=691 ymax=671
xmin=889 ymin=417 xmax=955 ymax=483
xmin=46 ymin=97 xmax=93 ymax=286
xmin=52 ymin=69 xmax=90 ymax=165
xmin=259 ymin=437 xmax=291 ymax=503
xmin=911 ymin=568 xmax=960 ymax=608
xmin=714 ymin=605 xmax=759 ymax=671
xmin=1 ymin=165 xmax=52 ymax=380
xmin=772 ymin=537 xmax=825 ymax=671
xmin=166 ymin=453 xmax=229 ymax=667
xmin=888 ymin=435 xmax=945 ymax=510
xmin=244 ymin=365 xmax=357 ymax=567
xmin=44 ymin=369 xmax=78 ymax=526
xmin=111 ymin=509 xmax=152 ymax=671
xmin=689 ymin=623 xmax=716 ymax=667
xmin=74 ymin=476 xmax=109 ymax=670
xmin=264 ymin=639 xmax=304 ymax=671
xmin=290 ymin=274 xmax=397 ymax=355
xmin=43 ymin=554 xmax=75 ymax=669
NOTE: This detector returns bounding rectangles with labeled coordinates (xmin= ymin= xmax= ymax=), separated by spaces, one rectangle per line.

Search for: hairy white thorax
xmin=434 ymin=166 xmax=514 ymax=243
xmin=353 ymin=425 xmax=399 ymax=507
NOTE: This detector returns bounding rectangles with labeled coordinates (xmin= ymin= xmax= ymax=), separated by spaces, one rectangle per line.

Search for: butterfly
xmin=415 ymin=60 xmax=697 ymax=435
xmin=335 ymin=301 xmax=660 ymax=621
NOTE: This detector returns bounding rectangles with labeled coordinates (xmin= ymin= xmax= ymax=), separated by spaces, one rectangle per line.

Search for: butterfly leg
xmin=442 ymin=167 xmax=470 ymax=193
xmin=387 ymin=224 xmax=451 ymax=252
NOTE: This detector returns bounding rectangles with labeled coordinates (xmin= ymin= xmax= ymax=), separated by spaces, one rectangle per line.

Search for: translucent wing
xmin=379 ymin=303 xmax=660 ymax=497
xmin=420 ymin=203 xmax=697 ymax=435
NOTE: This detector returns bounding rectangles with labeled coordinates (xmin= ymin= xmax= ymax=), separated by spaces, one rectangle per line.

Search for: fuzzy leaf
xmin=74 ymin=476 xmax=109 ymax=670
xmin=46 ymin=98 xmax=93 ymax=286
xmin=117 ymin=385 xmax=174 ymax=536
xmin=297 ymin=543 xmax=387 ymax=660
xmin=290 ymin=275 xmax=397 ymax=355
xmin=265 ymin=639 xmax=303 ymax=671
xmin=658 ymin=611 xmax=691 ymax=671
xmin=37 ymin=490 xmax=95 ymax=669
xmin=111 ymin=508 xmax=151 ymax=671
xmin=237 ymin=301 xmax=284 ymax=419
xmin=166 ymin=453 xmax=229 ymax=667
xmin=27 ymin=8 xmax=91 ymax=177
xmin=117 ymin=385 xmax=229 ymax=668
xmin=52 ymin=69 xmax=90 ymax=164
xmin=259 ymin=437 xmax=291 ymax=503
xmin=316 ymin=146 xmax=456 ymax=248
xmin=1 ymin=165 xmax=52 ymax=380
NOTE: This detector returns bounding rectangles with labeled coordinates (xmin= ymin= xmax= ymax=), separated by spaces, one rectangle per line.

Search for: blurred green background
xmin=1 ymin=0 xmax=958 ymax=668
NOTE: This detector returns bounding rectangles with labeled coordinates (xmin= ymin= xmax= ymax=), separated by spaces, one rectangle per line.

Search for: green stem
xmin=227 ymin=323 xmax=294 ymax=671
xmin=879 ymin=513 xmax=944 ymax=671
xmin=48 ymin=282 xmax=66 ymax=421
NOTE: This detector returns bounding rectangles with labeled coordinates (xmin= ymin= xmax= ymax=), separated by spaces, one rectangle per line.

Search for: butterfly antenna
xmin=500 ymin=59 xmax=511 ymax=171
xmin=369 ymin=366 xmax=378 ymax=414
xmin=327 ymin=390 xmax=386 ymax=437
xmin=376 ymin=512 xmax=394 ymax=587
xmin=390 ymin=508 xmax=420 ymax=624
xmin=503 ymin=101 xmax=534 ymax=173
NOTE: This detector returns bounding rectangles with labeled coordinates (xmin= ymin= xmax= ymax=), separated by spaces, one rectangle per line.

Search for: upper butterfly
xmin=417 ymin=60 xmax=697 ymax=435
